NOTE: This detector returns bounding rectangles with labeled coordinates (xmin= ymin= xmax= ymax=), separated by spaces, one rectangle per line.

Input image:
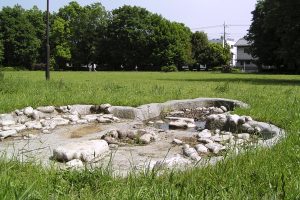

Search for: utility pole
xmin=223 ymin=21 xmax=226 ymax=48
xmin=45 ymin=0 xmax=50 ymax=80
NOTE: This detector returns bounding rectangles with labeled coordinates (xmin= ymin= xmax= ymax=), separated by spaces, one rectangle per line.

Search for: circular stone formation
xmin=0 ymin=98 xmax=284 ymax=174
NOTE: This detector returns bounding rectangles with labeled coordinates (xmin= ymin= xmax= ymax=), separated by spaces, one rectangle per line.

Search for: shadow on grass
xmin=157 ymin=77 xmax=300 ymax=86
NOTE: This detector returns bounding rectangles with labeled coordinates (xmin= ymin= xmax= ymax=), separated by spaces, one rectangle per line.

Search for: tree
xmin=0 ymin=37 xmax=3 ymax=65
xmin=203 ymin=43 xmax=231 ymax=68
xmin=191 ymin=31 xmax=209 ymax=65
xmin=0 ymin=5 xmax=41 ymax=68
xmin=247 ymin=0 xmax=300 ymax=71
xmin=57 ymin=2 xmax=109 ymax=68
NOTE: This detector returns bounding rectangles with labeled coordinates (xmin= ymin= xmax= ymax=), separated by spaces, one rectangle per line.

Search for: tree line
xmin=0 ymin=2 xmax=230 ymax=71
xmin=247 ymin=0 xmax=300 ymax=72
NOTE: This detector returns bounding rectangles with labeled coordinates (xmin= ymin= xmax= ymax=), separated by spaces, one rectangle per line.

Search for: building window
xmin=246 ymin=60 xmax=251 ymax=65
xmin=240 ymin=61 xmax=244 ymax=65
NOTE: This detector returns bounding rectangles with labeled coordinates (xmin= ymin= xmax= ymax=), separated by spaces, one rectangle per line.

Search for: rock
xmin=245 ymin=116 xmax=253 ymax=122
xmin=127 ymin=130 xmax=138 ymax=139
xmin=237 ymin=133 xmax=251 ymax=140
xmin=154 ymin=155 xmax=191 ymax=168
xmin=81 ymin=114 xmax=101 ymax=122
xmin=227 ymin=114 xmax=240 ymax=127
xmin=205 ymin=114 xmax=227 ymax=130
xmin=147 ymin=121 xmax=154 ymax=125
xmin=76 ymin=119 xmax=88 ymax=124
xmin=23 ymin=107 xmax=34 ymax=116
xmin=63 ymin=114 xmax=79 ymax=122
xmin=0 ymin=114 xmax=15 ymax=126
xmin=205 ymin=143 xmax=226 ymax=154
xmin=97 ymin=116 xmax=113 ymax=123
xmin=100 ymin=104 xmax=112 ymax=113
xmin=16 ymin=115 xmax=31 ymax=124
xmin=210 ymin=134 xmax=222 ymax=142
xmin=155 ymin=120 xmax=164 ymax=124
xmin=109 ymin=144 xmax=119 ymax=149
xmin=53 ymin=140 xmax=109 ymax=162
xmin=197 ymin=129 xmax=212 ymax=138
xmin=139 ymin=134 xmax=153 ymax=144
xmin=219 ymin=135 xmax=234 ymax=142
xmin=254 ymin=126 xmax=262 ymax=134
xmin=56 ymin=106 xmax=69 ymax=113
xmin=173 ymin=138 xmax=183 ymax=145
xmin=66 ymin=159 xmax=84 ymax=168
xmin=0 ymin=130 xmax=17 ymax=138
xmin=15 ymin=109 xmax=23 ymax=116
xmin=37 ymin=106 xmax=55 ymax=113
xmin=31 ymin=110 xmax=40 ymax=120
xmin=169 ymin=120 xmax=188 ymax=129
xmin=238 ymin=116 xmax=246 ymax=125
xmin=182 ymin=146 xmax=201 ymax=161
xmin=105 ymin=129 xmax=119 ymax=138
xmin=169 ymin=111 xmax=185 ymax=116
xmin=117 ymin=130 xmax=128 ymax=139
xmin=215 ymin=129 xmax=221 ymax=135
xmin=240 ymin=123 xmax=254 ymax=133
xmin=25 ymin=121 xmax=42 ymax=129
xmin=195 ymin=144 xmax=208 ymax=153
xmin=198 ymin=138 xmax=214 ymax=144
xmin=213 ymin=107 xmax=224 ymax=114
xmin=41 ymin=117 xmax=69 ymax=129
xmin=68 ymin=105 xmax=93 ymax=115
xmin=6 ymin=124 xmax=26 ymax=132
xmin=102 ymin=136 xmax=118 ymax=144
xmin=220 ymin=106 xmax=227 ymax=112
xmin=166 ymin=117 xmax=194 ymax=124
xmin=42 ymin=129 xmax=51 ymax=134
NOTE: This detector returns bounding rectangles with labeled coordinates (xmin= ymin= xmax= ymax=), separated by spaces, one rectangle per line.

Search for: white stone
xmin=7 ymin=124 xmax=26 ymax=132
xmin=169 ymin=111 xmax=184 ymax=116
xmin=23 ymin=107 xmax=34 ymax=116
xmin=97 ymin=116 xmax=113 ymax=123
xmin=81 ymin=114 xmax=101 ymax=122
xmin=240 ymin=123 xmax=254 ymax=133
xmin=213 ymin=107 xmax=224 ymax=114
xmin=37 ymin=106 xmax=55 ymax=113
xmin=147 ymin=121 xmax=154 ymax=125
xmin=139 ymin=134 xmax=153 ymax=144
xmin=0 ymin=130 xmax=17 ymax=138
xmin=69 ymin=105 xmax=93 ymax=115
xmin=15 ymin=109 xmax=23 ymax=116
xmin=197 ymin=129 xmax=212 ymax=138
xmin=41 ymin=117 xmax=69 ymax=129
xmin=237 ymin=133 xmax=251 ymax=140
xmin=173 ymin=138 xmax=183 ymax=145
xmin=154 ymin=155 xmax=191 ymax=168
xmin=254 ymin=126 xmax=262 ymax=133
xmin=66 ymin=159 xmax=84 ymax=168
xmin=25 ymin=121 xmax=42 ymax=129
xmin=0 ymin=114 xmax=15 ymax=126
xmin=169 ymin=120 xmax=188 ymax=129
xmin=198 ymin=138 xmax=214 ymax=144
xmin=195 ymin=144 xmax=208 ymax=153
xmin=31 ymin=110 xmax=40 ymax=120
xmin=205 ymin=143 xmax=226 ymax=154
xmin=42 ymin=129 xmax=51 ymax=134
xmin=63 ymin=114 xmax=79 ymax=122
xmin=183 ymin=147 xmax=201 ymax=161
xmin=227 ymin=114 xmax=240 ymax=126
xmin=220 ymin=106 xmax=227 ymax=112
xmin=76 ymin=119 xmax=88 ymax=124
xmin=53 ymin=140 xmax=109 ymax=162
xmin=166 ymin=117 xmax=194 ymax=124
xmin=155 ymin=120 xmax=164 ymax=124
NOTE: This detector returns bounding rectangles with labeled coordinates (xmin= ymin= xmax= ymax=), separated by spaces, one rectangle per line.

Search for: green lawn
xmin=0 ymin=71 xmax=300 ymax=199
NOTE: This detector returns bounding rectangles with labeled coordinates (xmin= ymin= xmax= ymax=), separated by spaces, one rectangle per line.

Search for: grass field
xmin=0 ymin=71 xmax=300 ymax=199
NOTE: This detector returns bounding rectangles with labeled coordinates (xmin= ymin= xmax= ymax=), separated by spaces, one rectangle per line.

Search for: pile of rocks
xmin=0 ymin=104 xmax=120 ymax=140
xmin=101 ymin=128 xmax=159 ymax=147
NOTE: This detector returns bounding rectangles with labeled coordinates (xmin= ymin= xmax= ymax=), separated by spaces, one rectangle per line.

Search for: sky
xmin=0 ymin=0 xmax=258 ymax=41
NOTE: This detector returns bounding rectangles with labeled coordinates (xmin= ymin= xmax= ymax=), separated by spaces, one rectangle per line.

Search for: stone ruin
xmin=0 ymin=98 xmax=284 ymax=174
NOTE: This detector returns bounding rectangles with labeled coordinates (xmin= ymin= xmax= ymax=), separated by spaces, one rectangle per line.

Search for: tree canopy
xmin=0 ymin=2 xmax=230 ymax=70
xmin=247 ymin=0 xmax=300 ymax=72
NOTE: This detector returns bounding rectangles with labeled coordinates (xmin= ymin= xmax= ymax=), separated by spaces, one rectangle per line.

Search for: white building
xmin=234 ymin=38 xmax=258 ymax=72
xmin=210 ymin=37 xmax=237 ymax=66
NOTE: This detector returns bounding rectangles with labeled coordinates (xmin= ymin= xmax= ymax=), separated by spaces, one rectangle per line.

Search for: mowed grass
xmin=0 ymin=71 xmax=300 ymax=199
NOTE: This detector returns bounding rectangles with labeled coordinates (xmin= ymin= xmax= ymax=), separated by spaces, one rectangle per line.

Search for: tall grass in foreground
xmin=0 ymin=71 xmax=300 ymax=199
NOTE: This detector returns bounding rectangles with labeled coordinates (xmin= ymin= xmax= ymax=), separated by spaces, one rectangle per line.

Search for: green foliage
xmin=161 ymin=65 xmax=178 ymax=72
xmin=204 ymin=43 xmax=231 ymax=68
xmin=247 ymin=0 xmax=300 ymax=71
xmin=191 ymin=31 xmax=209 ymax=65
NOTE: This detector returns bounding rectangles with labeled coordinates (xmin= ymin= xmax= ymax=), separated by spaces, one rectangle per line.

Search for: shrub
xmin=161 ymin=65 xmax=178 ymax=72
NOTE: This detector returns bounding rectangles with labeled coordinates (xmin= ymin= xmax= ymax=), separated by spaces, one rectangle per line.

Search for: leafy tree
xmin=203 ymin=43 xmax=231 ymax=68
xmin=0 ymin=5 xmax=41 ymax=68
xmin=0 ymin=37 xmax=3 ymax=64
xmin=191 ymin=31 xmax=209 ymax=65
xmin=57 ymin=2 xmax=108 ymax=67
xmin=247 ymin=0 xmax=300 ymax=71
